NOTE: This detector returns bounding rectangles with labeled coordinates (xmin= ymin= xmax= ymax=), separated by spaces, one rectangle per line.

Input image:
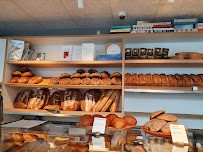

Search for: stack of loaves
xmin=143 ymin=110 xmax=187 ymax=134
xmin=50 ymin=69 xmax=122 ymax=85
xmin=78 ymin=114 xmax=137 ymax=129
xmin=125 ymin=73 xmax=203 ymax=87
xmin=9 ymin=67 xmax=43 ymax=84
xmin=14 ymin=88 xmax=121 ymax=112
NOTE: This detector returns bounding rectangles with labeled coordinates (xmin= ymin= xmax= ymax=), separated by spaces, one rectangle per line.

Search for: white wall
xmin=125 ymin=42 xmax=203 ymax=129
xmin=0 ymin=39 xmax=6 ymax=82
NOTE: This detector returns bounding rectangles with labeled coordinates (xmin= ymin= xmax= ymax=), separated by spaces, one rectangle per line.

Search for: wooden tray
xmin=140 ymin=126 xmax=188 ymax=139
xmin=77 ymin=124 xmax=136 ymax=131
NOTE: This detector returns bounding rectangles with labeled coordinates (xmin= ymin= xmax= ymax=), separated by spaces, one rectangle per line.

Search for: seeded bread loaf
xmin=139 ymin=74 xmax=146 ymax=86
xmin=131 ymin=74 xmax=139 ymax=86
xmin=146 ymin=74 xmax=154 ymax=86
xmin=153 ymin=74 xmax=161 ymax=86
xmin=160 ymin=74 xmax=170 ymax=87
xmin=125 ymin=73 xmax=132 ymax=85
xmin=168 ymin=75 xmax=178 ymax=87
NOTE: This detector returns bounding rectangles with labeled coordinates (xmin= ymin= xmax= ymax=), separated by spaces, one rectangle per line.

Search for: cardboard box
xmin=82 ymin=43 xmax=95 ymax=61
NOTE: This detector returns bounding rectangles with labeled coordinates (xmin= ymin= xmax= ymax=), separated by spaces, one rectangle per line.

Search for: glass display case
xmin=0 ymin=121 xmax=203 ymax=152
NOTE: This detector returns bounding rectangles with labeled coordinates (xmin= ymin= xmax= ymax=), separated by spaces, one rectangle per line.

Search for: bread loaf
xmin=146 ymin=74 xmax=154 ymax=86
xmin=14 ymin=89 xmax=34 ymax=109
xmin=101 ymin=71 xmax=110 ymax=78
xmin=17 ymin=77 xmax=30 ymax=84
xmin=160 ymin=74 xmax=170 ymax=87
xmin=9 ymin=77 xmax=20 ymax=83
xmin=71 ymin=73 xmax=81 ymax=78
xmin=139 ymin=74 xmax=146 ymax=86
xmin=81 ymin=73 xmax=91 ymax=78
xmin=11 ymin=71 xmax=22 ymax=76
xmin=59 ymin=78 xmax=71 ymax=85
xmin=91 ymin=78 xmax=101 ymax=85
xmin=131 ymin=74 xmax=139 ymax=86
xmin=81 ymin=90 xmax=100 ymax=111
xmin=71 ymin=78 xmax=81 ymax=85
xmin=61 ymin=89 xmax=81 ymax=111
xmin=174 ymin=74 xmax=185 ymax=87
xmin=182 ymin=74 xmax=194 ymax=87
xmin=28 ymin=76 xmax=43 ymax=84
xmin=168 ymin=75 xmax=177 ymax=87
xmin=81 ymin=78 xmax=91 ymax=85
xmin=49 ymin=77 xmax=59 ymax=85
xmin=190 ymin=74 xmax=202 ymax=86
xmin=125 ymin=73 xmax=132 ymax=85
xmin=91 ymin=72 xmax=101 ymax=78
xmin=27 ymin=89 xmax=50 ymax=110
xmin=111 ymin=77 xmax=122 ymax=85
xmin=21 ymin=72 xmax=35 ymax=77
xmin=43 ymin=90 xmax=64 ymax=110
xmin=101 ymin=78 xmax=111 ymax=85
xmin=112 ymin=72 xmax=122 ymax=78
xmin=153 ymin=74 xmax=161 ymax=86
xmin=59 ymin=73 xmax=70 ymax=79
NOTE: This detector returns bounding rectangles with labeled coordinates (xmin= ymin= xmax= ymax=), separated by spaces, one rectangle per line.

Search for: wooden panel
xmin=121 ymin=36 xmax=125 ymax=116
xmin=7 ymin=61 xmax=122 ymax=67
xmin=4 ymin=108 xmax=122 ymax=117
xmin=125 ymin=59 xmax=203 ymax=67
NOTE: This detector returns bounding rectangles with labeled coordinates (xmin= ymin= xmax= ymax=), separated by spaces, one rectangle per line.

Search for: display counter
xmin=0 ymin=121 xmax=203 ymax=152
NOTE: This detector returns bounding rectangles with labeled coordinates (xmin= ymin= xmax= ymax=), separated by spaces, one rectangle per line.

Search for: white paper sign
xmin=92 ymin=136 xmax=106 ymax=150
xmin=92 ymin=117 xmax=106 ymax=134
xmin=193 ymin=86 xmax=198 ymax=91
xmin=170 ymin=124 xmax=189 ymax=144
xmin=72 ymin=45 xmax=82 ymax=61
xmin=69 ymin=128 xmax=86 ymax=135
xmin=172 ymin=145 xmax=189 ymax=152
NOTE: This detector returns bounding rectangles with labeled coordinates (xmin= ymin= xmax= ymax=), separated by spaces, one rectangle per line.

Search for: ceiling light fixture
xmin=168 ymin=0 xmax=175 ymax=2
xmin=78 ymin=0 xmax=84 ymax=8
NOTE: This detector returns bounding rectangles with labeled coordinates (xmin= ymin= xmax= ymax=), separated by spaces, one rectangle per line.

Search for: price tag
xmin=172 ymin=145 xmax=189 ymax=152
xmin=193 ymin=86 xmax=198 ymax=91
xmin=69 ymin=128 xmax=86 ymax=135
xmin=92 ymin=117 xmax=106 ymax=134
xmin=170 ymin=124 xmax=189 ymax=145
xmin=92 ymin=136 xmax=106 ymax=150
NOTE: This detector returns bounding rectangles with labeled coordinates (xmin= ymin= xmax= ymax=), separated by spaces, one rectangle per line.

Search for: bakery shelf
xmin=7 ymin=61 xmax=123 ymax=68
xmin=124 ymin=86 xmax=203 ymax=94
xmin=3 ymin=108 xmax=122 ymax=117
xmin=5 ymin=83 xmax=122 ymax=89
xmin=125 ymin=59 xmax=203 ymax=67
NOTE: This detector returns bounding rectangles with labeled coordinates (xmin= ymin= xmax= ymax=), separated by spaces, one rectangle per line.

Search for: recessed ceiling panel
xmin=14 ymin=0 xmax=78 ymax=29
xmin=110 ymin=0 xmax=160 ymax=26
xmin=0 ymin=0 xmax=44 ymax=30
xmin=155 ymin=0 xmax=203 ymax=22
xmin=60 ymin=0 xmax=113 ymax=27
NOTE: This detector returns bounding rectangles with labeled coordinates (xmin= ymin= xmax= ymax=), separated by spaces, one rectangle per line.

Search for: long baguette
xmin=95 ymin=89 xmax=114 ymax=112
xmin=92 ymin=90 xmax=107 ymax=112
xmin=100 ymin=90 xmax=119 ymax=112
xmin=109 ymin=91 xmax=121 ymax=112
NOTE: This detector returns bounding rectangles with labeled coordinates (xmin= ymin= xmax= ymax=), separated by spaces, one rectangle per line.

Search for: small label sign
xmin=92 ymin=117 xmax=106 ymax=134
xmin=193 ymin=86 xmax=198 ymax=91
xmin=172 ymin=145 xmax=189 ymax=152
xmin=170 ymin=124 xmax=189 ymax=145
xmin=92 ymin=136 xmax=106 ymax=150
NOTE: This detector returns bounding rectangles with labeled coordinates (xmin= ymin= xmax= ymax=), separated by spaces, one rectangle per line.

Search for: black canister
xmin=125 ymin=48 xmax=132 ymax=59
xmin=131 ymin=48 xmax=139 ymax=59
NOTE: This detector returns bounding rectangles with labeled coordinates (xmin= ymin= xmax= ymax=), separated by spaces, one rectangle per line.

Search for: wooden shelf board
xmin=125 ymin=86 xmax=203 ymax=94
xmin=4 ymin=108 xmax=122 ymax=117
xmin=125 ymin=59 xmax=203 ymax=67
xmin=5 ymin=83 xmax=122 ymax=89
xmin=7 ymin=61 xmax=123 ymax=67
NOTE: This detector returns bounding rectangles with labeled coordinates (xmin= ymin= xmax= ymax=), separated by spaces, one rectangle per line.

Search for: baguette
xmin=168 ymin=75 xmax=177 ymax=87
xmin=101 ymin=90 xmax=119 ymax=112
xmin=92 ymin=90 xmax=107 ymax=112
xmin=95 ymin=89 xmax=114 ymax=112
xmin=109 ymin=91 xmax=121 ymax=112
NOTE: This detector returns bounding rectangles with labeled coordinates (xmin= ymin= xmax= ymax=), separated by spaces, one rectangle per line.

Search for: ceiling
xmin=0 ymin=0 xmax=203 ymax=36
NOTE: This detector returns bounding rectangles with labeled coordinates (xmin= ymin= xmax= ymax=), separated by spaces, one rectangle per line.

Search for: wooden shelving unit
xmin=2 ymin=32 xmax=203 ymax=118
